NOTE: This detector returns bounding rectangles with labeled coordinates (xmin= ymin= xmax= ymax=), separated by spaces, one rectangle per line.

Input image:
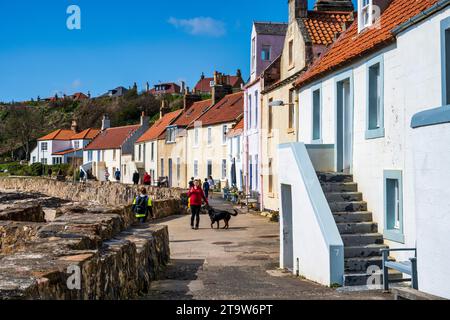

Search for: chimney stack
xmin=140 ymin=111 xmax=149 ymax=129
xmin=71 ymin=120 xmax=79 ymax=133
xmin=289 ymin=0 xmax=308 ymax=21
xmin=183 ymin=93 xmax=202 ymax=111
xmin=160 ymin=100 xmax=170 ymax=118
xmin=146 ymin=82 xmax=150 ymax=92
xmin=101 ymin=114 xmax=111 ymax=131
xmin=212 ymin=70 xmax=233 ymax=106
xmin=180 ymin=81 xmax=186 ymax=94
xmin=314 ymin=0 xmax=354 ymax=12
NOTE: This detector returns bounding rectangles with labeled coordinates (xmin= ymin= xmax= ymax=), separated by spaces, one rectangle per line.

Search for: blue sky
xmin=0 ymin=0 xmax=357 ymax=102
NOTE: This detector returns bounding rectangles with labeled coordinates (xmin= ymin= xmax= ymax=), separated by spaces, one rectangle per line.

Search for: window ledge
xmin=411 ymin=105 xmax=450 ymax=129
xmin=365 ymin=128 xmax=385 ymax=140
xmin=384 ymin=229 xmax=405 ymax=244
xmin=287 ymin=128 xmax=295 ymax=134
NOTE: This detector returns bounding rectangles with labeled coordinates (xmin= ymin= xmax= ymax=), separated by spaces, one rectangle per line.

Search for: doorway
xmin=168 ymin=158 xmax=173 ymax=187
xmin=336 ymin=77 xmax=353 ymax=173
xmin=281 ymin=184 xmax=293 ymax=271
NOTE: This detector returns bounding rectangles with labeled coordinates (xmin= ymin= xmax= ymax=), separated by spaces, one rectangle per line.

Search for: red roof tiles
xmin=227 ymin=117 xmax=244 ymax=138
xmin=295 ymin=0 xmax=439 ymax=87
xmin=174 ymin=99 xmax=212 ymax=127
xmin=303 ymin=11 xmax=354 ymax=46
xmin=136 ymin=109 xmax=183 ymax=143
xmin=194 ymin=76 xmax=242 ymax=94
xmin=190 ymin=92 xmax=244 ymax=128
xmin=38 ymin=129 xmax=77 ymax=141
xmin=52 ymin=148 xmax=82 ymax=156
xmin=71 ymin=128 xmax=100 ymax=140
xmin=84 ymin=125 xmax=140 ymax=150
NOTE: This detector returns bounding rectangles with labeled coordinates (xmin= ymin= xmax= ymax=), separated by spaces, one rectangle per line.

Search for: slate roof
xmin=84 ymin=125 xmax=140 ymax=150
xmin=254 ymin=22 xmax=288 ymax=35
xmin=136 ymin=109 xmax=183 ymax=143
xmin=190 ymin=92 xmax=244 ymax=128
xmin=295 ymin=0 xmax=440 ymax=87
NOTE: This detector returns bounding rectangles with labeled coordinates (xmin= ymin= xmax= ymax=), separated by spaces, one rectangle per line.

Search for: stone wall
xmin=0 ymin=205 xmax=170 ymax=300
xmin=0 ymin=177 xmax=185 ymax=206
xmin=0 ymin=203 xmax=45 ymax=223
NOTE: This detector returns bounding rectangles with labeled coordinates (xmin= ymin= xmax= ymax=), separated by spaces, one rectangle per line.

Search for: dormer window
xmin=359 ymin=0 xmax=373 ymax=32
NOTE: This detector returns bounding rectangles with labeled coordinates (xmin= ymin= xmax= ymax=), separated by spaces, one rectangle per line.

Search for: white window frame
xmin=41 ymin=142 xmax=48 ymax=152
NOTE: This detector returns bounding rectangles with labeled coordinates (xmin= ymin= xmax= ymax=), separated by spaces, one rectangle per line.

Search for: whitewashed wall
xmin=297 ymin=8 xmax=450 ymax=295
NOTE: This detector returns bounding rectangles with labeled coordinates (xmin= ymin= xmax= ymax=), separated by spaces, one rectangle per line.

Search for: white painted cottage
xmin=83 ymin=113 xmax=149 ymax=184
xmin=30 ymin=121 xmax=99 ymax=166
xmin=278 ymin=0 xmax=450 ymax=298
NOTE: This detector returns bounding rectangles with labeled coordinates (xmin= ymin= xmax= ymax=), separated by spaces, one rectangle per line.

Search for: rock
xmin=0 ymin=203 xmax=45 ymax=223
xmin=0 ymin=221 xmax=44 ymax=255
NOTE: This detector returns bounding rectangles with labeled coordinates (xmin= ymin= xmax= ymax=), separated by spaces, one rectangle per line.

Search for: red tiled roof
xmin=71 ymin=128 xmax=100 ymax=140
xmin=72 ymin=92 xmax=89 ymax=100
xmin=227 ymin=117 xmax=244 ymax=138
xmin=136 ymin=109 xmax=183 ymax=143
xmin=194 ymin=76 xmax=242 ymax=93
xmin=52 ymin=148 xmax=82 ymax=156
xmin=303 ymin=11 xmax=354 ymax=45
xmin=295 ymin=0 xmax=439 ymax=87
xmin=38 ymin=129 xmax=76 ymax=141
xmin=174 ymin=99 xmax=212 ymax=127
xmin=190 ymin=92 xmax=244 ymax=128
xmin=84 ymin=125 xmax=140 ymax=150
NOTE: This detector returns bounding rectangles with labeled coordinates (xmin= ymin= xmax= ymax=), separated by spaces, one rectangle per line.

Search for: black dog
xmin=206 ymin=206 xmax=238 ymax=229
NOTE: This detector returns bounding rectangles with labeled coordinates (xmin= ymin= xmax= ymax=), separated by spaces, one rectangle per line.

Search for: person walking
xmin=79 ymin=169 xmax=85 ymax=183
xmin=104 ymin=169 xmax=110 ymax=182
xmin=143 ymin=172 xmax=151 ymax=186
xmin=188 ymin=177 xmax=195 ymax=188
xmin=114 ymin=168 xmax=121 ymax=182
xmin=132 ymin=187 xmax=154 ymax=223
xmin=188 ymin=179 xmax=208 ymax=230
xmin=203 ymin=178 xmax=210 ymax=199
xmin=132 ymin=170 xmax=140 ymax=185
xmin=208 ymin=175 xmax=215 ymax=199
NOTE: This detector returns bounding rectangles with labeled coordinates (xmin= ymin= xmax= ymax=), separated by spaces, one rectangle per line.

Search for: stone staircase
xmin=318 ymin=172 xmax=401 ymax=286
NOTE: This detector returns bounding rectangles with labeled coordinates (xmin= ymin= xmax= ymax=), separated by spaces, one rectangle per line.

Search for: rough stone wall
xmin=0 ymin=203 xmax=45 ymax=223
xmin=0 ymin=177 xmax=185 ymax=206
xmin=0 ymin=221 xmax=43 ymax=255
xmin=0 ymin=205 xmax=170 ymax=300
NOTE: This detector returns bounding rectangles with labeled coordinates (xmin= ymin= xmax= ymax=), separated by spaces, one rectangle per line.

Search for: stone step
xmin=341 ymin=233 xmax=384 ymax=246
xmin=321 ymin=182 xmax=358 ymax=193
xmin=318 ymin=172 xmax=353 ymax=183
xmin=333 ymin=211 xmax=373 ymax=223
xmin=344 ymin=244 xmax=388 ymax=258
xmin=325 ymin=192 xmax=362 ymax=202
xmin=329 ymin=201 xmax=367 ymax=212
xmin=337 ymin=222 xmax=378 ymax=234
xmin=344 ymin=269 xmax=403 ymax=287
xmin=345 ymin=256 xmax=384 ymax=272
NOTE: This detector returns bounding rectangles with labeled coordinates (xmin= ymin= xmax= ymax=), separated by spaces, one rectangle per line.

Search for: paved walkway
xmin=144 ymin=196 xmax=392 ymax=300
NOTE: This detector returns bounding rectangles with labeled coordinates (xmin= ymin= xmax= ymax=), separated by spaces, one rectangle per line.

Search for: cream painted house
xmin=260 ymin=0 xmax=354 ymax=211
xmin=186 ymin=91 xmax=244 ymax=189
xmin=134 ymin=103 xmax=183 ymax=186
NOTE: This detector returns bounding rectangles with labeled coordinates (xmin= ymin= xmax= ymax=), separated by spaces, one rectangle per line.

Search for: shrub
xmin=30 ymin=162 xmax=44 ymax=176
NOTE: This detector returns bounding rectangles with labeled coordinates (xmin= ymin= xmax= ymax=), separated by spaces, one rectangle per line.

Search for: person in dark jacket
xmin=188 ymin=179 xmax=208 ymax=230
xmin=132 ymin=171 xmax=140 ymax=185
xmin=203 ymin=178 xmax=210 ymax=199
xmin=188 ymin=177 xmax=195 ymax=188
xmin=132 ymin=187 xmax=154 ymax=223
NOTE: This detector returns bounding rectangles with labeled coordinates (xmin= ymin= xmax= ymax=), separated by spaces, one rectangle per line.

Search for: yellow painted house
xmin=260 ymin=0 xmax=354 ymax=211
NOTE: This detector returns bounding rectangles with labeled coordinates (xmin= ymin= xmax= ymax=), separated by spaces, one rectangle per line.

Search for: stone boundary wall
xmin=0 ymin=177 xmax=186 ymax=206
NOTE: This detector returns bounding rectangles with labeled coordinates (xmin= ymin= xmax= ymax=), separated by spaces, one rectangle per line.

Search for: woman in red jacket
xmin=188 ymin=179 xmax=209 ymax=230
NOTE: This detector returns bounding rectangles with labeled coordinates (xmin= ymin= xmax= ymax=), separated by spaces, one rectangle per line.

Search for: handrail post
xmin=381 ymin=249 xmax=389 ymax=291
